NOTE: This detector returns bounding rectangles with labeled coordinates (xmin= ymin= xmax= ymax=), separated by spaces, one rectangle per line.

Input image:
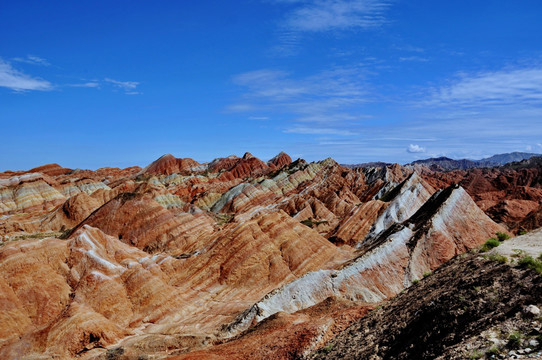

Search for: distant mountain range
xmin=343 ymin=152 xmax=541 ymax=170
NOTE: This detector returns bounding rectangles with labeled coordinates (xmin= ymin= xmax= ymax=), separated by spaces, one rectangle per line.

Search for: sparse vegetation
xmin=485 ymin=253 xmax=508 ymax=264
xmin=508 ymin=330 xmax=523 ymax=349
xmin=469 ymin=349 xmax=482 ymax=359
xmin=518 ymin=255 xmax=542 ymax=275
xmin=480 ymin=238 xmax=500 ymax=252
xmin=496 ymin=232 xmax=510 ymax=242
xmin=412 ymin=279 xmax=419 ymax=285
xmin=423 ymin=271 xmax=432 ymax=278
xmin=321 ymin=344 xmax=334 ymax=353
xmin=486 ymin=345 xmax=500 ymax=356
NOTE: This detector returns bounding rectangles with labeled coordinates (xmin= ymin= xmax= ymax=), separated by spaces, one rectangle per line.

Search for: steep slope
xmin=310 ymin=246 xmax=542 ymax=360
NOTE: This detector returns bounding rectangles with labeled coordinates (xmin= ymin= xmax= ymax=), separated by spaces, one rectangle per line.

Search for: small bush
xmin=423 ymin=271 xmax=432 ymax=278
xmin=412 ymin=279 xmax=419 ymax=285
xmin=519 ymin=230 xmax=527 ymax=235
xmin=480 ymin=238 xmax=501 ymax=252
xmin=469 ymin=349 xmax=482 ymax=359
xmin=486 ymin=254 xmax=508 ymax=264
xmin=321 ymin=344 xmax=334 ymax=353
xmin=508 ymin=331 xmax=523 ymax=348
xmin=518 ymin=255 xmax=542 ymax=275
xmin=496 ymin=232 xmax=510 ymax=241
xmin=486 ymin=346 xmax=500 ymax=356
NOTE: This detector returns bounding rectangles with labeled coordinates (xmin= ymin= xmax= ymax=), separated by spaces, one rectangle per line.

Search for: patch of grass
xmin=412 ymin=279 xmax=419 ymax=285
xmin=469 ymin=349 xmax=483 ymax=359
xmin=486 ymin=346 xmax=500 ymax=356
xmin=518 ymin=230 xmax=527 ymax=235
xmin=486 ymin=253 xmax=508 ymax=264
xmin=423 ymin=271 xmax=432 ymax=278
xmin=512 ymin=249 xmax=526 ymax=258
xmin=508 ymin=330 xmax=523 ymax=349
xmin=496 ymin=232 xmax=510 ymax=242
xmin=321 ymin=344 xmax=334 ymax=353
xmin=480 ymin=238 xmax=501 ymax=252
xmin=518 ymin=255 xmax=542 ymax=275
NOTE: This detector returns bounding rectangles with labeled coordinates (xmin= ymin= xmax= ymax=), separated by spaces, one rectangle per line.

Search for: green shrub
xmin=480 ymin=238 xmax=501 ymax=252
xmin=469 ymin=349 xmax=482 ymax=359
xmin=508 ymin=331 xmax=523 ymax=348
xmin=518 ymin=255 xmax=542 ymax=275
xmin=486 ymin=254 xmax=508 ymax=264
xmin=486 ymin=346 xmax=500 ymax=356
xmin=423 ymin=271 xmax=432 ymax=278
xmin=496 ymin=232 xmax=510 ymax=241
xmin=412 ymin=279 xmax=419 ymax=285
xmin=519 ymin=230 xmax=527 ymax=235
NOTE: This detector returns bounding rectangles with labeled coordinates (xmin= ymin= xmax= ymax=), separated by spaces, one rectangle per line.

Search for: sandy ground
xmin=491 ymin=227 xmax=542 ymax=258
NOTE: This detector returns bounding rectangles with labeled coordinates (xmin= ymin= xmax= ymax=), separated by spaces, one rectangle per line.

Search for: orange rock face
xmin=0 ymin=153 xmax=533 ymax=359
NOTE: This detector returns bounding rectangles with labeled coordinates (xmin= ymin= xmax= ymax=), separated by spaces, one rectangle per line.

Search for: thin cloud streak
xmin=0 ymin=58 xmax=52 ymax=92
xmin=104 ymin=78 xmax=141 ymax=94
xmin=12 ymin=55 xmax=50 ymax=66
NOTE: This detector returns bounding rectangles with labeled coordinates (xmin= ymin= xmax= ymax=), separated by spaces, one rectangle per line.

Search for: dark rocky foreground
xmin=310 ymin=253 xmax=542 ymax=360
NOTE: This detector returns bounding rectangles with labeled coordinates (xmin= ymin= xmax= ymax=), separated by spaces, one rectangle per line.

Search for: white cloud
xmin=13 ymin=55 xmax=50 ymax=66
xmin=281 ymin=0 xmax=390 ymax=32
xmin=428 ymin=67 xmax=542 ymax=108
xmin=407 ymin=144 xmax=425 ymax=153
xmin=105 ymin=78 xmax=140 ymax=94
xmin=0 ymin=58 xmax=52 ymax=92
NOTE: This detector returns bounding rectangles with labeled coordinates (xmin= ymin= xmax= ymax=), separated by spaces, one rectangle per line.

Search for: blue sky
xmin=1 ymin=0 xmax=542 ymax=170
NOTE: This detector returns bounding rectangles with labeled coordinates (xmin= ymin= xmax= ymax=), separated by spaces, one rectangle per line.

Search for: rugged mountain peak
xmin=268 ymin=151 xmax=293 ymax=168
xmin=242 ymin=152 xmax=255 ymax=160
xmin=142 ymin=153 xmax=200 ymax=175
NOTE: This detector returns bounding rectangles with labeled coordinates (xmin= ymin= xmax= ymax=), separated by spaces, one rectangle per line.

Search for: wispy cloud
xmin=230 ymin=66 xmax=371 ymax=136
xmin=69 ymin=82 xmax=100 ymax=88
xmin=284 ymin=126 xmax=357 ymax=135
xmin=104 ymin=78 xmax=141 ymax=94
xmin=269 ymin=0 xmax=391 ymax=55
xmin=399 ymin=56 xmax=429 ymax=62
xmin=428 ymin=67 xmax=542 ymax=108
xmin=280 ymin=0 xmax=390 ymax=32
xmin=12 ymin=55 xmax=50 ymax=66
xmin=0 ymin=58 xmax=52 ymax=92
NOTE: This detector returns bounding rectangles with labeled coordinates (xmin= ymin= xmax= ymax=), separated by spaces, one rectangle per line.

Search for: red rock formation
xmin=143 ymin=154 xmax=201 ymax=175
xmin=0 ymin=153 xmax=537 ymax=359
xmin=267 ymin=151 xmax=292 ymax=169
